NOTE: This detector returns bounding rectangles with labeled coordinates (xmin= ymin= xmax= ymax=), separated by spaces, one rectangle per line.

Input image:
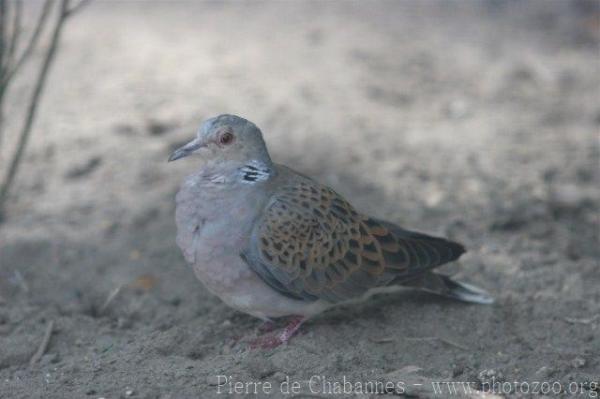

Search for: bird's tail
xmin=404 ymin=272 xmax=494 ymax=305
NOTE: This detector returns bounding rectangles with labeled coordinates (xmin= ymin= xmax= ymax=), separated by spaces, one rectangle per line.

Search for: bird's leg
xmin=278 ymin=315 xmax=305 ymax=343
xmin=249 ymin=315 xmax=305 ymax=349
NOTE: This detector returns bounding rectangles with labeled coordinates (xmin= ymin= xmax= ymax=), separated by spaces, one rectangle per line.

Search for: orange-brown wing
xmin=242 ymin=179 xmax=464 ymax=303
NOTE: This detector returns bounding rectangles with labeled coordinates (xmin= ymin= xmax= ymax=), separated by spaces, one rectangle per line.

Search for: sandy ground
xmin=0 ymin=1 xmax=599 ymax=398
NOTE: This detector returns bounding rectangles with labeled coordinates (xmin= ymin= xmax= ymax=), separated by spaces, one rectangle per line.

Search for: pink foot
xmin=249 ymin=316 xmax=305 ymax=349
xmin=257 ymin=320 xmax=277 ymax=334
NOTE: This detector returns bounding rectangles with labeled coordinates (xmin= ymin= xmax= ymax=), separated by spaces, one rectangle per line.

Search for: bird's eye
xmin=219 ymin=132 xmax=234 ymax=145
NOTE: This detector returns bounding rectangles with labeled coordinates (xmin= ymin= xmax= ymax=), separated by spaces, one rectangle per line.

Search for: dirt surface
xmin=1 ymin=1 xmax=599 ymax=398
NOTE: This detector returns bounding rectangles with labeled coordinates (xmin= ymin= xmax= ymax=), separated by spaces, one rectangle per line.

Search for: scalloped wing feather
xmin=242 ymin=179 xmax=465 ymax=303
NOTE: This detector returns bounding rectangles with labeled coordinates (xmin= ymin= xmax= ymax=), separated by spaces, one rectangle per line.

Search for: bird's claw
xmin=248 ymin=316 xmax=305 ymax=350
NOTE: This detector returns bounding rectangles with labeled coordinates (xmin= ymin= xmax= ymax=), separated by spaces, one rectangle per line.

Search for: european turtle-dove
xmin=169 ymin=114 xmax=493 ymax=348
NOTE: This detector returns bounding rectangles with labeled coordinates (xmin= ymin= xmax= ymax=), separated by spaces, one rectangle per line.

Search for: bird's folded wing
xmin=241 ymin=179 xmax=465 ymax=303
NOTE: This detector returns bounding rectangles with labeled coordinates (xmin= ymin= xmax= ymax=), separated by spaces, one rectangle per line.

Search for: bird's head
xmin=168 ymin=114 xmax=271 ymax=166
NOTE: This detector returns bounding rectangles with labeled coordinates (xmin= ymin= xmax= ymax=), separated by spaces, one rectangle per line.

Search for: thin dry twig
xmin=29 ymin=319 xmax=54 ymax=366
xmin=564 ymin=314 xmax=600 ymax=325
xmin=0 ymin=0 xmax=8 ymax=146
xmin=64 ymin=0 xmax=92 ymax=17
xmin=369 ymin=335 xmax=469 ymax=349
xmin=369 ymin=336 xmax=396 ymax=344
xmin=0 ymin=1 xmax=7 ymax=68
xmin=0 ymin=0 xmax=52 ymax=87
xmin=99 ymin=285 xmax=123 ymax=315
xmin=2 ymin=0 xmax=22 ymax=73
xmin=0 ymin=0 xmax=70 ymax=219
xmin=406 ymin=336 xmax=469 ymax=351
xmin=11 ymin=269 xmax=29 ymax=292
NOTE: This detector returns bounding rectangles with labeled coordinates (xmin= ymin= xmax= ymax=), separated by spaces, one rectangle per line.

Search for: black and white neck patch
xmin=239 ymin=160 xmax=272 ymax=183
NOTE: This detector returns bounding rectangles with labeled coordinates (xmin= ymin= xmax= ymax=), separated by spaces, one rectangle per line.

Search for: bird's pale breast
xmin=174 ymin=173 xmax=324 ymax=319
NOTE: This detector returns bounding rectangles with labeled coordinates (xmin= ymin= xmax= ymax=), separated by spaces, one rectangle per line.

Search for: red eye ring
xmin=219 ymin=132 xmax=234 ymax=145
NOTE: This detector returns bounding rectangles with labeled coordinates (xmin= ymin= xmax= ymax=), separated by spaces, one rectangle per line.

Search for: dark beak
xmin=168 ymin=138 xmax=205 ymax=162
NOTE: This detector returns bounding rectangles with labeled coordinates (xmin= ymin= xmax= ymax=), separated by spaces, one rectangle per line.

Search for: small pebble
xmin=571 ymin=357 xmax=586 ymax=369
xmin=207 ymin=375 xmax=221 ymax=386
xmin=534 ymin=366 xmax=554 ymax=378
xmin=273 ymin=371 xmax=287 ymax=382
xmin=478 ymin=369 xmax=505 ymax=384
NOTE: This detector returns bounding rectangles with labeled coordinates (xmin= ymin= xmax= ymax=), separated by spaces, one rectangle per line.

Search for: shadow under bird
xmin=169 ymin=114 xmax=493 ymax=348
